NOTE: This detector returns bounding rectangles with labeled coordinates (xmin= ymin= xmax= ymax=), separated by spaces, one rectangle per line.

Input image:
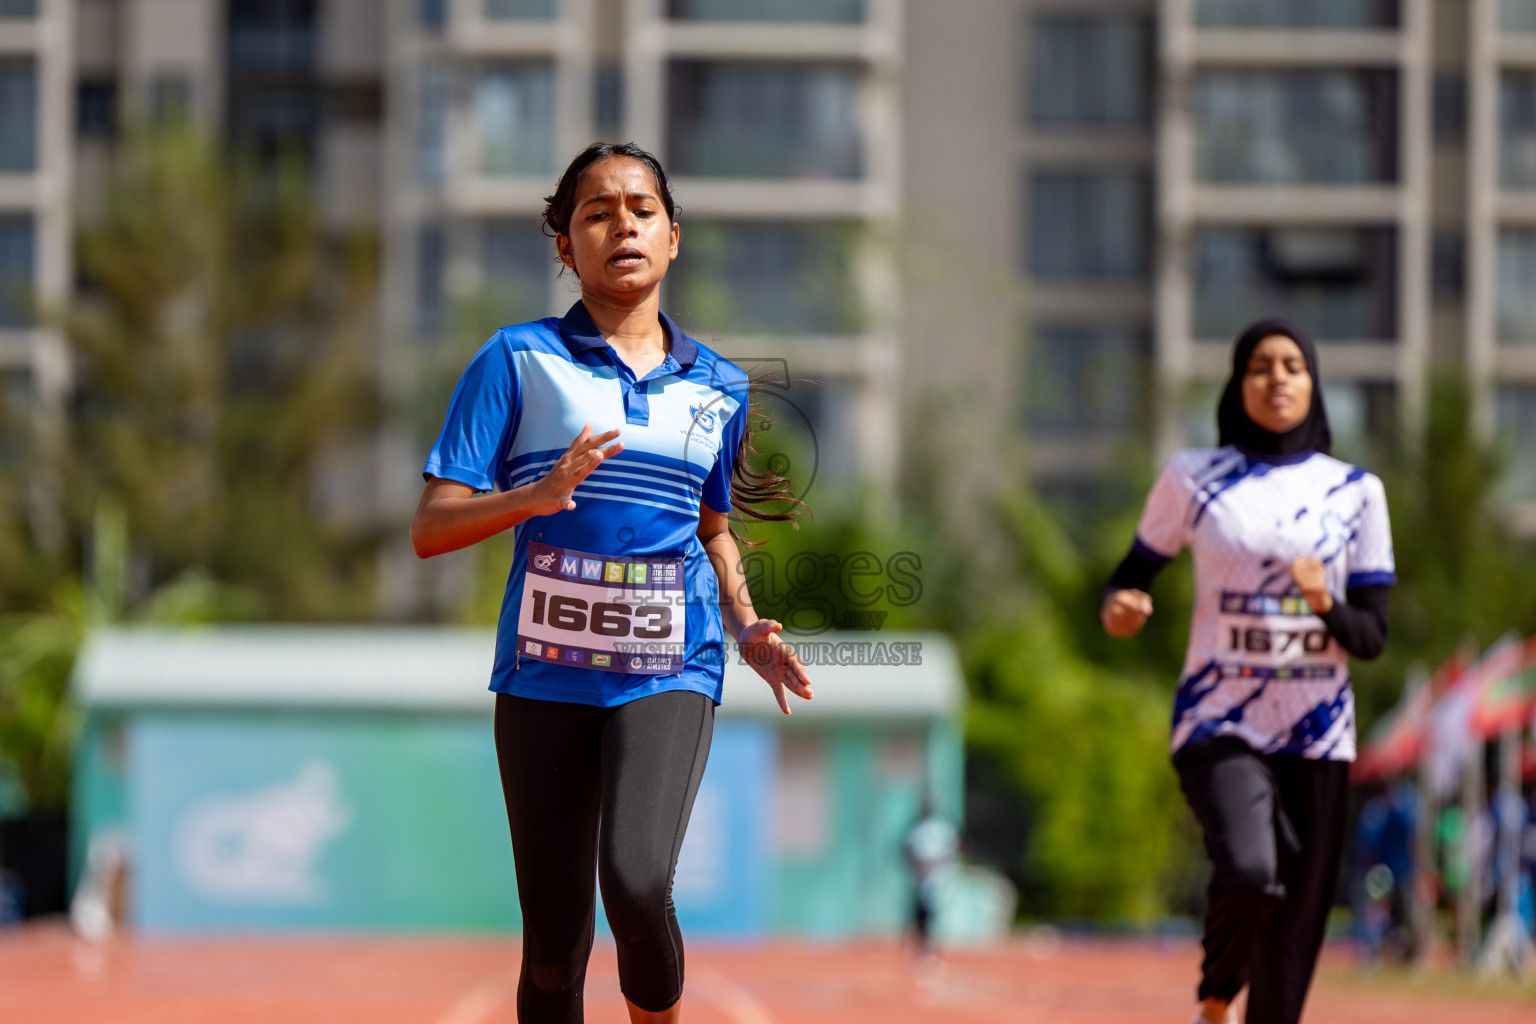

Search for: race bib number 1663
xmin=517 ymin=542 xmax=687 ymax=675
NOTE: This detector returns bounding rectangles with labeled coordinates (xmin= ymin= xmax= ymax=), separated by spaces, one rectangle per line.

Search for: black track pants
xmin=1175 ymin=737 xmax=1349 ymax=1024
xmin=494 ymin=690 xmax=714 ymax=1023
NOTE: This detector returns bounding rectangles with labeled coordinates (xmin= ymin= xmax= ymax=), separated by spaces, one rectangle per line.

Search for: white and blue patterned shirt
xmin=424 ymin=302 xmax=749 ymax=707
xmin=1135 ymin=446 xmax=1396 ymax=761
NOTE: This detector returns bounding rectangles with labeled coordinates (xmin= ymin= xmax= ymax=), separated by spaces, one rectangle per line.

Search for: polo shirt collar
xmin=558 ymin=301 xmax=697 ymax=369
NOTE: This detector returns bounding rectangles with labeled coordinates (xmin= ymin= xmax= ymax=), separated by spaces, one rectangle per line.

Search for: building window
xmin=594 ymin=64 xmax=623 ymax=141
xmin=485 ymin=0 xmax=557 ymax=18
xmin=1431 ymin=230 xmax=1465 ymax=300
xmin=0 ymin=0 xmax=38 ymax=17
xmin=1496 ymin=229 xmax=1536 ymax=342
xmin=1194 ymin=70 xmax=1398 ymax=184
xmin=418 ymin=223 xmax=446 ymax=338
xmin=77 ymin=78 xmax=118 ymax=139
xmin=481 ymin=219 xmax=550 ymax=327
xmin=1434 ymin=74 xmax=1467 ymax=144
xmin=666 ymin=220 xmax=861 ymax=335
xmin=1501 ymin=73 xmax=1536 ymax=188
xmin=417 ymin=62 xmax=449 ymax=186
xmin=227 ymin=0 xmax=319 ymax=75
xmin=0 ymin=214 xmax=34 ymax=328
xmin=1028 ymin=170 xmax=1151 ymax=280
xmin=1502 ymin=0 xmax=1536 ymax=33
xmin=668 ymin=61 xmax=862 ymax=179
xmin=226 ymin=0 xmax=320 ymax=163
xmin=765 ymin=376 xmax=855 ymax=490
xmin=1195 ymin=0 xmax=1399 ymax=28
xmin=667 ymin=0 xmax=862 ymax=22
xmin=1496 ymin=386 xmax=1536 ymax=501
xmin=1025 ymin=325 xmax=1148 ymax=441
xmin=1320 ymin=381 xmax=1395 ymax=459
xmin=1029 ymin=14 xmax=1152 ymax=129
xmin=0 ymin=58 xmax=37 ymax=173
xmin=419 ymin=0 xmax=447 ymax=30
xmin=1192 ymin=226 xmax=1398 ymax=340
xmin=476 ymin=62 xmax=556 ymax=176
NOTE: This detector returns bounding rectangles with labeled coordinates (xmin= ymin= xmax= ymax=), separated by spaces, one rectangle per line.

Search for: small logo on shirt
xmin=630 ymin=657 xmax=644 ymax=670
xmin=592 ymin=654 xmax=612 ymax=668
xmin=559 ymin=556 xmax=581 ymax=577
xmin=525 ymin=641 xmax=543 ymax=656
xmin=533 ymin=552 xmax=557 ymax=571
xmin=546 ymin=646 xmax=560 ymax=659
xmin=605 ymin=562 xmax=626 ymax=583
xmin=565 ymin=649 xmax=585 ymax=664
xmin=628 ymin=563 xmax=647 ymax=585
xmin=581 ymin=558 xmax=604 ymax=580
xmin=689 ymin=405 xmax=717 ymax=433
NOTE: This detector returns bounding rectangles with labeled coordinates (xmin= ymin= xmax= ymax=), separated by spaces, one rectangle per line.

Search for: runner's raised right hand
xmin=530 ymin=424 xmax=623 ymax=514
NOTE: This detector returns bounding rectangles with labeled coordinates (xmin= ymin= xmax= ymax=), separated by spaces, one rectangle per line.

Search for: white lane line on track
xmin=691 ymin=962 xmax=775 ymax=1024
xmin=431 ymin=978 xmax=510 ymax=1024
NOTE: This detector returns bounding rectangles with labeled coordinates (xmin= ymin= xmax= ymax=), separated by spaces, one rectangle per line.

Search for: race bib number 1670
xmin=516 ymin=542 xmax=687 ymax=675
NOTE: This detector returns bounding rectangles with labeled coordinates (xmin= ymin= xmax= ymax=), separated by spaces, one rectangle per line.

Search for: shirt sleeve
xmin=1134 ymin=457 xmax=1195 ymax=560
xmin=701 ymin=389 xmax=749 ymax=515
xmin=1320 ymin=585 xmax=1390 ymax=660
xmin=422 ymin=334 xmax=521 ymax=492
xmin=1345 ymin=473 xmax=1396 ymax=588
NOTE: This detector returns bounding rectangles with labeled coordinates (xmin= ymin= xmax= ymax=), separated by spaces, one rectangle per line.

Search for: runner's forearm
xmin=700 ymin=528 xmax=758 ymax=641
xmin=411 ymin=480 xmax=551 ymax=558
xmin=1318 ymin=585 xmax=1389 ymax=660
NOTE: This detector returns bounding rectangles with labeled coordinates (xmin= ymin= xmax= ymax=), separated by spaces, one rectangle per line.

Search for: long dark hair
xmin=729 ymin=378 xmax=809 ymax=545
xmin=543 ymin=142 xmax=807 ymax=538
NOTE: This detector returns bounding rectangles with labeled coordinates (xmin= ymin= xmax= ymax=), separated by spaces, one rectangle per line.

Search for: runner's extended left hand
xmin=739 ymin=619 xmax=814 ymax=715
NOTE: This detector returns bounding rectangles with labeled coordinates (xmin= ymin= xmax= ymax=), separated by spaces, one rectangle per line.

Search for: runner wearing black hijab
xmin=1100 ymin=318 xmax=1395 ymax=1024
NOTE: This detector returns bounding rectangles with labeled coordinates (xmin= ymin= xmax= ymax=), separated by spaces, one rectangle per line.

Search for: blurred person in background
xmin=903 ymin=793 xmax=959 ymax=962
xmin=1099 ymin=319 xmax=1396 ymax=1024
xmin=1521 ymin=783 xmax=1536 ymax=935
xmin=411 ymin=141 xmax=813 ymax=1024
xmin=1351 ymin=784 xmax=1393 ymax=966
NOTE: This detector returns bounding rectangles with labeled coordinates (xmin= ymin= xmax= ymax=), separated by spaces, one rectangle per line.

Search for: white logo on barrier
xmin=173 ymin=761 xmax=352 ymax=903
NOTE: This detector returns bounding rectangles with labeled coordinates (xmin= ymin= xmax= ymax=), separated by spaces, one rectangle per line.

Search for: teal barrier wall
xmin=70 ymin=627 xmax=971 ymax=937
xmin=82 ymin=711 xmax=775 ymax=934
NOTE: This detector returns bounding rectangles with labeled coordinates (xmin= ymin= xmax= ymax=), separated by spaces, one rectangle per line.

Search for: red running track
xmin=1 ymin=926 xmax=1531 ymax=1023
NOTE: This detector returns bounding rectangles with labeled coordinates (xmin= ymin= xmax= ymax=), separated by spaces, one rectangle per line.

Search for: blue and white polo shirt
xmin=424 ymin=301 xmax=749 ymax=706
xmin=1135 ymin=446 xmax=1396 ymax=761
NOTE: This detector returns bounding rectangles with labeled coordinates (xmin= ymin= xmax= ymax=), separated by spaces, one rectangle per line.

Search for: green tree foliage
xmin=1351 ymin=375 xmax=1536 ymax=726
xmin=962 ymin=495 xmax=1201 ymax=921
xmin=0 ymin=590 xmax=81 ymax=813
xmin=0 ymin=127 xmax=383 ymax=810
xmin=56 ymin=126 xmax=383 ymax=620
xmin=0 ymin=504 xmax=258 ymax=812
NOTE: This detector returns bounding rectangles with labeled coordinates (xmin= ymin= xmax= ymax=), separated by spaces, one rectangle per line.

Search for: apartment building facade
xmin=6 ymin=0 xmax=1536 ymax=574
xmin=997 ymin=0 xmax=1536 ymax=526
xmin=0 ymin=0 xmax=71 ymax=451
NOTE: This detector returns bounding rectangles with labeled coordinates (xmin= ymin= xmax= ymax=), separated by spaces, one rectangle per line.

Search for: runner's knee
xmin=1219 ymin=849 xmax=1281 ymax=900
xmin=601 ymin=854 xmax=672 ymax=939
xmin=526 ymin=958 xmax=584 ymax=995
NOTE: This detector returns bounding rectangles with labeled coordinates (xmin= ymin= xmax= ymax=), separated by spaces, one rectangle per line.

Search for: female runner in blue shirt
xmin=411 ymin=142 xmax=814 ymax=1024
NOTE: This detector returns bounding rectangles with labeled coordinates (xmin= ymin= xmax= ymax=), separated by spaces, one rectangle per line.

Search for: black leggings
xmin=1175 ymin=738 xmax=1349 ymax=1024
xmin=494 ymin=690 xmax=714 ymax=1022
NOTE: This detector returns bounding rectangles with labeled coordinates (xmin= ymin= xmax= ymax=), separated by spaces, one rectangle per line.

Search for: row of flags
xmin=1354 ymin=634 xmax=1536 ymax=794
